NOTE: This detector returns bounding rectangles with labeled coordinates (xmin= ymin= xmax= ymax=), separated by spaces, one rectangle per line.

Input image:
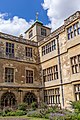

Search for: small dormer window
xmin=41 ymin=28 xmax=46 ymax=36
xmin=29 ymin=30 xmax=33 ymax=38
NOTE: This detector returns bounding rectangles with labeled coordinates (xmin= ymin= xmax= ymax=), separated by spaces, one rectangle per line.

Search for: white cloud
xmin=0 ymin=1 xmax=80 ymax=36
xmin=0 ymin=13 xmax=34 ymax=37
xmin=42 ymin=0 xmax=80 ymax=31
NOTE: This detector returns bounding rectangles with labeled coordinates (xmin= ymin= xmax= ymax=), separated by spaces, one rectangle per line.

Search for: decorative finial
xmin=36 ymin=12 xmax=39 ymax=21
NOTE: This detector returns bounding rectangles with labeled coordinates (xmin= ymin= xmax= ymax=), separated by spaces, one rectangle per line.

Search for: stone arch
xmin=23 ymin=92 xmax=37 ymax=105
xmin=1 ymin=92 xmax=17 ymax=108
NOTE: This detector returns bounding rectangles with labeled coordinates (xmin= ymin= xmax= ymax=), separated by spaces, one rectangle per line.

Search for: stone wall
xmin=0 ymin=38 xmax=39 ymax=64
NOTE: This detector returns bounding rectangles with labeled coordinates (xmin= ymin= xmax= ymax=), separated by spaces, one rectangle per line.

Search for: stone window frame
xmin=3 ymin=66 xmax=15 ymax=83
xmin=67 ymin=21 xmax=80 ymax=40
xmin=43 ymin=65 xmax=58 ymax=82
xmin=25 ymin=46 xmax=32 ymax=58
xmin=5 ymin=42 xmax=15 ymax=58
xmin=74 ymin=84 xmax=80 ymax=101
xmin=25 ymin=68 xmax=34 ymax=84
xmin=44 ymin=88 xmax=60 ymax=105
xmin=42 ymin=39 xmax=56 ymax=56
xmin=70 ymin=54 xmax=80 ymax=74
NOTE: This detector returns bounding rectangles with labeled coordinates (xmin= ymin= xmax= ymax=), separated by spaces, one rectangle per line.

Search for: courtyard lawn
xmin=0 ymin=116 xmax=49 ymax=120
xmin=27 ymin=117 xmax=49 ymax=120
xmin=21 ymin=116 xmax=49 ymax=120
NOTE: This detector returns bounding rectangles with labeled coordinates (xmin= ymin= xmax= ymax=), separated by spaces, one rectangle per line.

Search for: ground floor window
xmin=74 ymin=84 xmax=80 ymax=101
xmin=1 ymin=92 xmax=16 ymax=108
xmin=23 ymin=92 xmax=37 ymax=105
xmin=44 ymin=88 xmax=60 ymax=105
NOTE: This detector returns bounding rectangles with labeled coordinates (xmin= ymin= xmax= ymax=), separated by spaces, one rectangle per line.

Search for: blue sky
xmin=0 ymin=0 xmax=49 ymax=24
xmin=0 ymin=0 xmax=80 ymax=36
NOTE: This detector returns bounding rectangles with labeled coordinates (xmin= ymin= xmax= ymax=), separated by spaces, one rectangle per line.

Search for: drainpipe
xmin=56 ymin=35 xmax=64 ymax=108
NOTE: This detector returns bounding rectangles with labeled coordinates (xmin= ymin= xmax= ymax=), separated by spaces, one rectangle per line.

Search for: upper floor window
xmin=26 ymin=70 xmax=33 ymax=83
xmin=29 ymin=30 xmax=33 ymax=38
xmin=43 ymin=65 xmax=58 ymax=82
xmin=74 ymin=84 xmax=80 ymax=101
xmin=41 ymin=28 xmax=46 ymax=36
xmin=5 ymin=67 xmax=14 ymax=83
xmin=52 ymin=40 xmax=56 ymax=51
xmin=67 ymin=22 xmax=80 ymax=40
xmin=70 ymin=54 xmax=80 ymax=74
xmin=25 ymin=47 xmax=32 ymax=58
xmin=42 ymin=39 xmax=56 ymax=56
xmin=67 ymin=26 xmax=74 ymax=40
xmin=6 ymin=42 xmax=14 ymax=58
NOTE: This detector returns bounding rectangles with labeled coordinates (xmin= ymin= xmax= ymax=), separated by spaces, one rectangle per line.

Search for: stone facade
xmin=0 ymin=11 xmax=80 ymax=109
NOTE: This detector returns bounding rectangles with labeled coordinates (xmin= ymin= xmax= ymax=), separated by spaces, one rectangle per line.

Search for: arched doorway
xmin=24 ymin=92 xmax=37 ymax=105
xmin=1 ymin=92 xmax=17 ymax=108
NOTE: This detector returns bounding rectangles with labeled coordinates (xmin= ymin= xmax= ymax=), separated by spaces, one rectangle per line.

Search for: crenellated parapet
xmin=0 ymin=32 xmax=38 ymax=47
xmin=64 ymin=11 xmax=80 ymax=26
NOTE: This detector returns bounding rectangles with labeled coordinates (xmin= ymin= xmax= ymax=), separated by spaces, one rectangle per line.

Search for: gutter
xmin=56 ymin=35 xmax=64 ymax=107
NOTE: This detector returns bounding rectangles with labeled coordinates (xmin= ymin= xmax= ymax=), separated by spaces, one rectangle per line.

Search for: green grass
xmin=0 ymin=116 xmax=49 ymax=120
xmin=21 ymin=116 xmax=49 ymax=120
xmin=27 ymin=117 xmax=49 ymax=120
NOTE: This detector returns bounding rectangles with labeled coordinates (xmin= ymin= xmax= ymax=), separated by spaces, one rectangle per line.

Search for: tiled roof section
xmin=38 ymin=25 xmax=64 ymax=46
xmin=0 ymin=32 xmax=38 ymax=46
xmin=64 ymin=11 xmax=80 ymax=26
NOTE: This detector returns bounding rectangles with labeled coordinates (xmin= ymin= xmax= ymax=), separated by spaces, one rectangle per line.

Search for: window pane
xmin=74 ymin=84 xmax=80 ymax=101
xmin=5 ymin=68 xmax=14 ymax=83
xmin=42 ymin=40 xmax=56 ymax=56
xmin=41 ymin=28 xmax=46 ymax=36
xmin=26 ymin=70 xmax=33 ymax=83
xmin=6 ymin=42 xmax=14 ymax=58
xmin=44 ymin=88 xmax=60 ymax=105
xmin=25 ymin=47 xmax=32 ymax=58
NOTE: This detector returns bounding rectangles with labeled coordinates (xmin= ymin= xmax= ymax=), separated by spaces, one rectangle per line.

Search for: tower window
xmin=29 ymin=30 xmax=33 ymax=38
xmin=41 ymin=28 xmax=46 ymax=36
